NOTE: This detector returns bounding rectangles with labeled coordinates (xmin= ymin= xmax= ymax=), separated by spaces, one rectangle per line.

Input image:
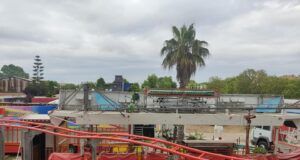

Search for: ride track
xmin=0 ymin=119 xmax=247 ymax=160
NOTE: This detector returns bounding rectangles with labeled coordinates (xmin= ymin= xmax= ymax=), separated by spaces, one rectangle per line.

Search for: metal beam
xmin=50 ymin=111 xmax=300 ymax=126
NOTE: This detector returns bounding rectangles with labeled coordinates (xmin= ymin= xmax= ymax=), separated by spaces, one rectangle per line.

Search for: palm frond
xmin=161 ymin=24 xmax=210 ymax=88
xmin=172 ymin=26 xmax=181 ymax=41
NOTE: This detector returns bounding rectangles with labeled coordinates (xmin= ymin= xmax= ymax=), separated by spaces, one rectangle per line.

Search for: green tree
xmin=0 ymin=64 xmax=29 ymax=78
xmin=142 ymin=74 xmax=159 ymax=88
xmin=32 ymin=55 xmax=44 ymax=83
xmin=223 ymin=77 xmax=238 ymax=94
xmin=158 ymin=76 xmax=177 ymax=89
xmin=24 ymin=80 xmax=59 ymax=97
xmin=161 ymin=24 xmax=210 ymax=88
xmin=187 ymin=80 xmax=198 ymax=89
xmin=203 ymin=69 xmax=300 ymax=98
xmin=45 ymin=80 xmax=59 ymax=97
xmin=235 ymin=69 xmax=267 ymax=94
xmin=129 ymin=83 xmax=140 ymax=92
xmin=85 ymin=82 xmax=96 ymax=89
xmin=96 ymin=77 xmax=106 ymax=90
xmin=206 ymin=77 xmax=225 ymax=92
xmin=60 ymin=83 xmax=78 ymax=90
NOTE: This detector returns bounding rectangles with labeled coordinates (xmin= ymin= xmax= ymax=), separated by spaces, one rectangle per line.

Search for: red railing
xmin=0 ymin=119 xmax=246 ymax=160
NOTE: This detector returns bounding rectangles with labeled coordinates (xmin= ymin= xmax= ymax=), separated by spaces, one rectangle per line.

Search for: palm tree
xmin=161 ymin=24 xmax=210 ymax=88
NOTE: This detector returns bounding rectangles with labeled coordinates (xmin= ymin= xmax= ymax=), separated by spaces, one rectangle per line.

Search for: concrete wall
xmin=59 ymin=90 xmax=283 ymax=111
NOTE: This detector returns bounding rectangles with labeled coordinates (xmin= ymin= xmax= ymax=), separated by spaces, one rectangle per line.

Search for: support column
xmin=244 ymin=110 xmax=256 ymax=155
xmin=0 ymin=127 xmax=5 ymax=160
xmin=88 ymin=139 xmax=99 ymax=160
xmin=176 ymin=125 xmax=184 ymax=144
xmin=79 ymin=139 xmax=85 ymax=156
xmin=21 ymin=130 xmax=40 ymax=160
xmin=274 ymin=127 xmax=279 ymax=153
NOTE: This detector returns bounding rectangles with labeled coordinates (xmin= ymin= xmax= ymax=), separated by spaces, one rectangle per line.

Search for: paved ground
xmin=185 ymin=125 xmax=247 ymax=145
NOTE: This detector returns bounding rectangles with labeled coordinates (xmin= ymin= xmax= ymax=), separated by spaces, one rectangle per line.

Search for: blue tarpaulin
xmin=31 ymin=105 xmax=57 ymax=114
xmin=256 ymin=97 xmax=282 ymax=113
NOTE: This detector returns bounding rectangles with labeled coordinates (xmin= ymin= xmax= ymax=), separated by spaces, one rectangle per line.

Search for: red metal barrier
xmin=49 ymin=153 xmax=171 ymax=160
xmin=49 ymin=153 xmax=92 ymax=160
xmin=0 ymin=119 xmax=246 ymax=160
xmin=0 ymin=108 xmax=4 ymax=115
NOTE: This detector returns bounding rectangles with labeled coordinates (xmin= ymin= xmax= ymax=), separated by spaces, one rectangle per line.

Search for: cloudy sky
xmin=0 ymin=0 xmax=299 ymax=84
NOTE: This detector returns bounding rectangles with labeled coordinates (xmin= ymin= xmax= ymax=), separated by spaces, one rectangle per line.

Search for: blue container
xmin=31 ymin=105 xmax=57 ymax=114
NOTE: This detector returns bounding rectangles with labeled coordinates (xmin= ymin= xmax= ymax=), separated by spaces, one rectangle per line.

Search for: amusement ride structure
xmin=1 ymin=85 xmax=300 ymax=160
xmin=0 ymin=119 xmax=247 ymax=160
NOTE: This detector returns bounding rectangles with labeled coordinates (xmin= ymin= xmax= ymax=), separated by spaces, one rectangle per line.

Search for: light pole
xmin=244 ymin=109 xmax=256 ymax=154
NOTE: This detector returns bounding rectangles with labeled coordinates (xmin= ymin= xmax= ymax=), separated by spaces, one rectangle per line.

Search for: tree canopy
xmin=142 ymin=74 xmax=177 ymax=89
xmin=0 ymin=64 xmax=29 ymax=79
xmin=24 ymin=80 xmax=59 ymax=97
xmin=32 ymin=55 xmax=44 ymax=83
xmin=96 ymin=77 xmax=106 ymax=90
xmin=204 ymin=69 xmax=300 ymax=99
xmin=161 ymin=24 xmax=210 ymax=88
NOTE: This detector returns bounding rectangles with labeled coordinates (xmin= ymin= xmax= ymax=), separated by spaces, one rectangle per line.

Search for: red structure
xmin=0 ymin=108 xmax=4 ymax=115
xmin=49 ymin=153 xmax=92 ymax=160
xmin=0 ymin=119 xmax=246 ymax=160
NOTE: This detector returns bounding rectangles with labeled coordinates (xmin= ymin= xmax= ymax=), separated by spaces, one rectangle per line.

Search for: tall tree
xmin=32 ymin=55 xmax=44 ymax=83
xmin=158 ymin=76 xmax=177 ymax=89
xmin=161 ymin=24 xmax=210 ymax=88
xmin=129 ymin=83 xmax=140 ymax=92
xmin=142 ymin=74 xmax=159 ymax=88
xmin=1 ymin=64 xmax=29 ymax=78
xmin=96 ymin=77 xmax=106 ymax=90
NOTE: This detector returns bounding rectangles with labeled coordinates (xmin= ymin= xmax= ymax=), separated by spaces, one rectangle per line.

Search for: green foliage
xmin=187 ymin=80 xmax=198 ymax=89
xmin=128 ymin=103 xmax=136 ymax=112
xmin=131 ymin=92 xmax=140 ymax=103
xmin=161 ymin=24 xmax=210 ymax=88
xmin=0 ymin=64 xmax=29 ymax=79
xmin=60 ymin=83 xmax=78 ymax=90
xmin=206 ymin=77 xmax=226 ymax=92
xmin=142 ymin=74 xmax=177 ymax=89
xmin=32 ymin=55 xmax=44 ymax=82
xmin=24 ymin=80 xmax=59 ymax=97
xmin=204 ymin=69 xmax=300 ymax=98
xmin=129 ymin=83 xmax=140 ymax=92
xmin=253 ymin=146 xmax=267 ymax=154
xmin=142 ymin=74 xmax=159 ymax=88
xmin=187 ymin=132 xmax=204 ymax=140
xmin=123 ymin=79 xmax=129 ymax=83
xmin=96 ymin=77 xmax=106 ymax=90
xmin=83 ymin=82 xmax=96 ymax=89
xmin=158 ymin=76 xmax=177 ymax=89
xmin=235 ymin=69 xmax=267 ymax=94
xmin=45 ymin=81 xmax=59 ymax=97
xmin=161 ymin=128 xmax=173 ymax=140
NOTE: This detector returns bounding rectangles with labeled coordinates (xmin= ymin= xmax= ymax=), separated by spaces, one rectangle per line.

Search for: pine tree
xmin=32 ymin=55 xmax=44 ymax=83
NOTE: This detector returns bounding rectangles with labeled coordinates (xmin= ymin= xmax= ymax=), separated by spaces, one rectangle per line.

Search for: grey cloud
xmin=0 ymin=0 xmax=299 ymax=84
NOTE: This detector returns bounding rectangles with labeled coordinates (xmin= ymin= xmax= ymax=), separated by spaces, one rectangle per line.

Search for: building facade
xmin=111 ymin=75 xmax=124 ymax=91
xmin=0 ymin=76 xmax=31 ymax=93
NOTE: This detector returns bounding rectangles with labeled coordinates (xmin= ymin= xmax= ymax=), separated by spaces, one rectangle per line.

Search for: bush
xmin=187 ymin=132 xmax=204 ymax=140
xmin=253 ymin=146 xmax=267 ymax=154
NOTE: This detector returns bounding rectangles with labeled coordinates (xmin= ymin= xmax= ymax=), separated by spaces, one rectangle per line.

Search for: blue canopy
xmin=256 ymin=97 xmax=282 ymax=113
